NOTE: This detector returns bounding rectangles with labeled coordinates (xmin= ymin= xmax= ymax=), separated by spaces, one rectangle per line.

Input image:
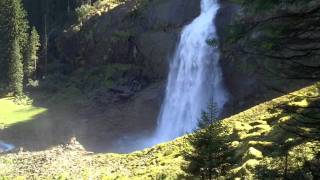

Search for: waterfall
xmin=150 ymin=0 xmax=228 ymax=145
xmin=116 ymin=0 xmax=228 ymax=152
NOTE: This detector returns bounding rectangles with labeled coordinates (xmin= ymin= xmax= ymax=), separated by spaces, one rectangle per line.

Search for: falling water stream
xmin=116 ymin=0 xmax=228 ymax=152
xmin=149 ymin=0 xmax=228 ymax=145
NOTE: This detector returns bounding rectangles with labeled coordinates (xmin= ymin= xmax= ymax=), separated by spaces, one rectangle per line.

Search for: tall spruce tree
xmin=24 ymin=27 xmax=40 ymax=84
xmin=0 ymin=0 xmax=29 ymax=95
xmin=8 ymin=39 xmax=24 ymax=95
xmin=0 ymin=1 xmax=10 ymax=87
xmin=184 ymin=101 xmax=233 ymax=180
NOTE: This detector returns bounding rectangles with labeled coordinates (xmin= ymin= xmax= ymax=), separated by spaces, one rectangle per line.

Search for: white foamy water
xmin=116 ymin=0 xmax=228 ymax=152
xmin=149 ymin=0 xmax=228 ymax=145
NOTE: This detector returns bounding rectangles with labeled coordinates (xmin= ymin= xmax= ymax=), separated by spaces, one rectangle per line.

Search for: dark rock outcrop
xmin=216 ymin=1 xmax=262 ymax=114
xmin=57 ymin=0 xmax=200 ymax=80
xmin=56 ymin=0 xmax=261 ymax=131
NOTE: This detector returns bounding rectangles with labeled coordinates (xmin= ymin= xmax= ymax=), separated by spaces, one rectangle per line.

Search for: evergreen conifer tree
xmin=24 ymin=27 xmax=40 ymax=84
xmin=8 ymin=39 xmax=24 ymax=96
xmin=0 ymin=0 xmax=29 ymax=95
xmin=185 ymin=101 xmax=233 ymax=180
xmin=0 ymin=1 xmax=10 ymax=86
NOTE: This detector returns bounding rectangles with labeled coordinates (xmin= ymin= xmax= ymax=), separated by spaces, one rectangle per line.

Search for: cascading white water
xmin=150 ymin=0 xmax=228 ymax=145
xmin=117 ymin=0 xmax=228 ymax=151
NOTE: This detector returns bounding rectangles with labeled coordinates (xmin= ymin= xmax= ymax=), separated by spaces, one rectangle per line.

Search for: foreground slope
xmin=0 ymin=84 xmax=319 ymax=179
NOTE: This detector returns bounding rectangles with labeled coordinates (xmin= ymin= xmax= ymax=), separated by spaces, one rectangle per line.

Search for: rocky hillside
xmin=1 ymin=84 xmax=319 ymax=179
xmin=57 ymin=0 xmax=200 ymax=80
xmin=54 ymin=0 xmax=308 ymax=118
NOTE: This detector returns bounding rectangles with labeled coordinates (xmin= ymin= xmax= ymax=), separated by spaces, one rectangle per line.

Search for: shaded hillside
xmin=56 ymin=0 xmax=200 ymax=80
xmin=1 ymin=84 xmax=319 ymax=179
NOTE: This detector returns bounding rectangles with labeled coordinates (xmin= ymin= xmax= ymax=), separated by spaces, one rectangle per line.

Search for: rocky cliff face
xmin=55 ymin=0 xmax=262 ymax=127
xmin=57 ymin=0 xmax=200 ymax=80
xmin=216 ymin=0 xmax=310 ymax=116
xmin=52 ymin=0 xmax=202 ymax=151
xmin=53 ymin=0 xmax=274 ymax=149
xmin=216 ymin=1 xmax=261 ymax=114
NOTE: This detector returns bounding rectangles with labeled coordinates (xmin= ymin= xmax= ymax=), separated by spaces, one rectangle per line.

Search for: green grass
xmin=0 ymin=84 xmax=319 ymax=179
xmin=0 ymin=98 xmax=47 ymax=129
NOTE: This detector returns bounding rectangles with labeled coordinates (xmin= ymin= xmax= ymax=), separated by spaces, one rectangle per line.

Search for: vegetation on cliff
xmin=226 ymin=0 xmax=320 ymax=82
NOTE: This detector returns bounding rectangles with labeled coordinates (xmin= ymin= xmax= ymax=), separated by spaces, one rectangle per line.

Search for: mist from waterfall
xmin=149 ymin=0 xmax=228 ymax=145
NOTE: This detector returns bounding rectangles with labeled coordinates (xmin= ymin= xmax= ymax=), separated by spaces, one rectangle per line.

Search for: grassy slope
xmin=0 ymin=98 xmax=47 ymax=129
xmin=0 ymin=84 xmax=319 ymax=179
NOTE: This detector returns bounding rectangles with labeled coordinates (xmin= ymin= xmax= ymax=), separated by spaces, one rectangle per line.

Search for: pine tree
xmin=185 ymin=101 xmax=233 ymax=179
xmin=0 ymin=0 xmax=29 ymax=95
xmin=0 ymin=1 xmax=10 ymax=86
xmin=24 ymin=27 xmax=40 ymax=84
xmin=8 ymin=39 xmax=24 ymax=96
xmin=198 ymin=100 xmax=219 ymax=129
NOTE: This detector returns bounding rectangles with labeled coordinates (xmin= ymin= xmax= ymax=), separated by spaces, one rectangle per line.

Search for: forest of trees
xmin=0 ymin=0 xmax=97 ymax=96
xmin=0 ymin=0 xmax=38 ymax=96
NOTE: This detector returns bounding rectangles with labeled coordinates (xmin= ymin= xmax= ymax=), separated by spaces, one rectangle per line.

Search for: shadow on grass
xmin=0 ymin=102 xmax=77 ymax=152
xmin=253 ymin=88 xmax=320 ymax=179
xmin=0 ymin=98 xmax=144 ymax=153
xmin=0 ymin=81 xmax=160 ymax=153
xmin=183 ymin=84 xmax=320 ymax=179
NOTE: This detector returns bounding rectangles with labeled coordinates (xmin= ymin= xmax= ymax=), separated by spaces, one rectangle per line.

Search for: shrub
xmin=75 ymin=4 xmax=96 ymax=23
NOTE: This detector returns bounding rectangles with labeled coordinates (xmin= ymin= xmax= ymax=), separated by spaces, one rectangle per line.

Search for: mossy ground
xmin=0 ymin=98 xmax=47 ymax=129
xmin=220 ymin=83 xmax=320 ymax=179
xmin=0 ymin=84 xmax=319 ymax=179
